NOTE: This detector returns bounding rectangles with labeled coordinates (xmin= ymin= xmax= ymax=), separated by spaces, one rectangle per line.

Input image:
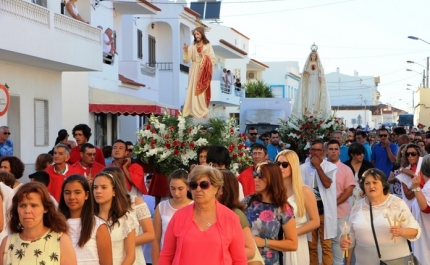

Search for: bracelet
xmin=264 ymin=238 xmax=268 ymax=248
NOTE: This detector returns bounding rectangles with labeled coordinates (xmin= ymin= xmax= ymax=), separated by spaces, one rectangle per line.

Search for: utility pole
xmin=427 ymin=56 xmax=429 ymax=88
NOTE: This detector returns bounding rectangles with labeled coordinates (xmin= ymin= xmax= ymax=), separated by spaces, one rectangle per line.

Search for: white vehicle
xmin=239 ymin=98 xmax=293 ymax=133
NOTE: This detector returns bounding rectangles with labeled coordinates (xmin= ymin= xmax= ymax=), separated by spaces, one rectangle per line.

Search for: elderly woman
xmin=0 ymin=156 xmax=25 ymax=190
xmin=0 ymin=182 xmax=76 ymax=265
xmin=411 ymin=154 xmax=430 ymax=265
xmin=159 ymin=165 xmax=247 ymax=265
xmin=340 ymin=168 xmax=420 ymax=265
xmin=344 ymin=143 xmax=374 ymax=207
xmin=243 ymin=162 xmax=297 ymax=265
xmin=396 ymin=143 xmax=427 ymax=209
xmin=275 ymin=150 xmax=319 ymax=265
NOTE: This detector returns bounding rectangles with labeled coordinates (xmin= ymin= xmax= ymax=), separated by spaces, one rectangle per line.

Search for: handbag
xmin=369 ymin=200 xmax=421 ymax=265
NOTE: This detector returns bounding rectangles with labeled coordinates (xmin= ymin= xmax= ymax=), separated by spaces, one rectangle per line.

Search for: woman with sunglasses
xmin=152 ymin=169 xmax=193 ymax=265
xmin=159 ymin=165 xmax=247 ymax=265
xmin=243 ymin=162 xmax=297 ymax=265
xmin=275 ymin=150 xmax=319 ymax=265
xmin=396 ymin=143 xmax=427 ymax=209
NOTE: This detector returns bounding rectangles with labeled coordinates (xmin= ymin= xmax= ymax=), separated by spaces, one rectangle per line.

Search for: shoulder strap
xmin=369 ymin=200 xmax=382 ymax=259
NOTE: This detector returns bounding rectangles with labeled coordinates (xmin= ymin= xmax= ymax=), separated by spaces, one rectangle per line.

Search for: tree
xmin=243 ymin=80 xmax=274 ymax=98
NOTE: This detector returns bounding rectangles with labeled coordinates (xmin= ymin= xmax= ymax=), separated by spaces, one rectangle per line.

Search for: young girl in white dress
xmin=151 ymin=169 xmax=193 ymax=265
xmin=93 ymin=171 xmax=136 ymax=265
xmin=103 ymin=167 xmax=155 ymax=265
xmin=59 ymin=174 xmax=112 ymax=265
xmin=276 ymin=150 xmax=320 ymax=265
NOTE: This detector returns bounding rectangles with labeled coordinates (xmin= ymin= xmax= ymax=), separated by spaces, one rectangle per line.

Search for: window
xmin=34 ymin=99 xmax=48 ymax=146
xmin=137 ymin=29 xmax=143 ymax=59
xmin=148 ymin=35 xmax=156 ymax=66
xmin=32 ymin=0 xmax=47 ymax=7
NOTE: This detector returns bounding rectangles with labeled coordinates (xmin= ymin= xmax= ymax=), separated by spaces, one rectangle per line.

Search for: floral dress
xmin=243 ymin=196 xmax=294 ymax=265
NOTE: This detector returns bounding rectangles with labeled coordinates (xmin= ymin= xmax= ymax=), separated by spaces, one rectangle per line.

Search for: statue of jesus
xmin=292 ymin=43 xmax=332 ymax=120
xmin=182 ymin=27 xmax=216 ymax=118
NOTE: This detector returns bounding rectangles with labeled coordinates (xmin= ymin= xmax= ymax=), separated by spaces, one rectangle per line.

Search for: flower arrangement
xmin=201 ymin=118 xmax=252 ymax=175
xmin=279 ymin=113 xmax=344 ymax=150
xmin=134 ymin=113 xmax=252 ymax=176
xmin=135 ymin=112 xmax=208 ymax=176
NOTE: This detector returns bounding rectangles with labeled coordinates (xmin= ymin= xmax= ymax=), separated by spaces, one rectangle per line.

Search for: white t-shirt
xmin=227 ymin=74 xmax=233 ymax=85
xmin=102 ymin=33 xmax=111 ymax=53
xmin=221 ymin=72 xmax=226 ymax=83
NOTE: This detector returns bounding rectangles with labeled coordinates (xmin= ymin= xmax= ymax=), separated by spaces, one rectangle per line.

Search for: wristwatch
xmin=412 ymin=187 xmax=421 ymax=192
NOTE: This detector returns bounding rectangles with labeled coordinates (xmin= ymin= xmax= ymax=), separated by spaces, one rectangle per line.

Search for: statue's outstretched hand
xmin=183 ymin=43 xmax=188 ymax=52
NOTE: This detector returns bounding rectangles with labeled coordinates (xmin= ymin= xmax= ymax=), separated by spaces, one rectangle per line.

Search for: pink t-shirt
xmin=334 ymin=160 xmax=356 ymax=218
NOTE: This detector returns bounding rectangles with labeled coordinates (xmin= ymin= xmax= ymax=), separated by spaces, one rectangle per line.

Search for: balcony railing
xmin=146 ymin=62 xmax=172 ymax=70
xmin=141 ymin=63 xmax=156 ymax=76
xmin=1 ymin=0 xmax=49 ymax=27
xmin=180 ymin=64 xmax=189 ymax=74
xmin=54 ymin=14 xmax=100 ymax=43
xmin=220 ymin=83 xmax=231 ymax=94
xmin=234 ymin=86 xmax=244 ymax=97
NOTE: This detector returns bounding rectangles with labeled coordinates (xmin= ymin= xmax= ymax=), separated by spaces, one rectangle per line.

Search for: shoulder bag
xmin=369 ymin=200 xmax=421 ymax=265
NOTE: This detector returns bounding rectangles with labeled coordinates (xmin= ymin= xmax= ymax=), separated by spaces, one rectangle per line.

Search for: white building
xmin=326 ymin=68 xmax=380 ymax=107
xmin=262 ymin=61 xmax=300 ymax=99
xmin=0 ymin=0 xmax=102 ymax=173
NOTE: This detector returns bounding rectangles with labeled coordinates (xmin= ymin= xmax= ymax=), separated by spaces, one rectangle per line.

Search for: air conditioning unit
xmin=248 ymin=72 xmax=255 ymax=79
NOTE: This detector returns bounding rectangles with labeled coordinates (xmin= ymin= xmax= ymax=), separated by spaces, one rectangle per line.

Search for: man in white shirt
xmin=221 ymin=68 xmax=227 ymax=84
xmin=301 ymin=139 xmax=337 ymax=265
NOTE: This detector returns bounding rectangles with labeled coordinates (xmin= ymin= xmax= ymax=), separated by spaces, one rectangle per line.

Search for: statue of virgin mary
xmin=292 ymin=43 xmax=332 ymax=120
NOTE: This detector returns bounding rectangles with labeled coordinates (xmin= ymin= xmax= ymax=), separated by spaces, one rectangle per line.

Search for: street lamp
xmin=407 ymin=36 xmax=430 ymax=88
xmin=406 ymin=69 xmax=426 ymax=87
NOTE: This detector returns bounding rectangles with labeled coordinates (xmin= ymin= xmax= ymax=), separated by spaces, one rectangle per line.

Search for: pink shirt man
xmin=334 ymin=160 xmax=356 ymax=218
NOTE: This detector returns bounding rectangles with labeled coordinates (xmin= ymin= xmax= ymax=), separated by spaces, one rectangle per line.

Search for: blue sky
xmin=213 ymin=0 xmax=430 ymax=111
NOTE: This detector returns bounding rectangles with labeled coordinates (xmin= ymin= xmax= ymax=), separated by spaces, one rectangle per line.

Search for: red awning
xmin=89 ymin=104 xmax=179 ymax=116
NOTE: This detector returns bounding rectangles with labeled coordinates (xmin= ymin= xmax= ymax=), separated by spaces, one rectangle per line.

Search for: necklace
xmin=195 ymin=212 xmax=212 ymax=228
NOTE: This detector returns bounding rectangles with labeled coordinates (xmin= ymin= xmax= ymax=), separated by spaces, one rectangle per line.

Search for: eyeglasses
xmin=3 ymin=132 xmax=10 ymax=135
xmin=310 ymin=148 xmax=324 ymax=152
xmin=249 ymin=133 xmax=258 ymax=136
xmin=379 ymin=134 xmax=388 ymax=137
xmin=189 ymin=180 xmax=211 ymax=190
xmin=406 ymin=152 xmax=418 ymax=157
xmin=276 ymin=161 xmax=290 ymax=168
xmin=252 ymin=171 xmax=264 ymax=179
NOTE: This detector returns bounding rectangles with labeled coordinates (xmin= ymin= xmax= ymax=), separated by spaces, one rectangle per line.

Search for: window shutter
xmin=34 ymin=100 xmax=48 ymax=146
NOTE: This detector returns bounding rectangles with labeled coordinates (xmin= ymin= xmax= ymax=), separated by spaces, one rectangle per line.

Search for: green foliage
xmin=244 ymin=80 xmax=274 ymax=98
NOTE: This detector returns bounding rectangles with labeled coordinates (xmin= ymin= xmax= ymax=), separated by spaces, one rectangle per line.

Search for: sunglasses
xmin=276 ymin=161 xmax=290 ymax=168
xmin=252 ymin=171 xmax=264 ymax=179
xmin=3 ymin=132 xmax=10 ymax=135
xmin=379 ymin=134 xmax=388 ymax=137
xmin=249 ymin=133 xmax=258 ymax=136
xmin=189 ymin=180 xmax=211 ymax=190
xmin=406 ymin=152 xmax=418 ymax=157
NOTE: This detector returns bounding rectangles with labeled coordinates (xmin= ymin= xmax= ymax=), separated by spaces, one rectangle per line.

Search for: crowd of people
xmin=0 ymin=122 xmax=430 ymax=264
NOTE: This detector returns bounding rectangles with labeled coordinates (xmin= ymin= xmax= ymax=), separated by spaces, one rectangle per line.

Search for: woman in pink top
xmin=159 ymin=165 xmax=247 ymax=265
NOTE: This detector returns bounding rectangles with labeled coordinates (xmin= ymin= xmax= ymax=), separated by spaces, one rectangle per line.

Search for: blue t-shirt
xmin=244 ymin=139 xmax=264 ymax=148
xmin=363 ymin=141 xmax=372 ymax=162
xmin=267 ymin=143 xmax=282 ymax=161
xmin=0 ymin=139 xmax=13 ymax=157
xmin=339 ymin=145 xmax=349 ymax=163
xmin=371 ymin=143 xmax=398 ymax=178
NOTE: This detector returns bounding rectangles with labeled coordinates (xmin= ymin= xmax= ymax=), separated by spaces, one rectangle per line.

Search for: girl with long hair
xmin=243 ymin=162 xmax=298 ymax=265
xmin=59 ymin=174 xmax=112 ymax=265
xmin=217 ymin=169 xmax=259 ymax=263
xmin=102 ymin=167 xmax=154 ymax=265
xmin=152 ymin=169 xmax=193 ymax=265
xmin=275 ymin=150 xmax=319 ymax=265
xmin=93 ymin=171 xmax=136 ymax=265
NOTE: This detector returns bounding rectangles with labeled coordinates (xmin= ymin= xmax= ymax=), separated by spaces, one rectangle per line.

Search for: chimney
xmin=336 ymin=67 xmax=339 ymax=73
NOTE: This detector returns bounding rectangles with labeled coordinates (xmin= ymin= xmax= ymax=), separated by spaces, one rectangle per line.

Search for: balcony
xmin=112 ymin=0 xmax=161 ymax=15
xmin=0 ymin=0 xmax=102 ymax=71
xmin=210 ymin=80 xmax=243 ymax=106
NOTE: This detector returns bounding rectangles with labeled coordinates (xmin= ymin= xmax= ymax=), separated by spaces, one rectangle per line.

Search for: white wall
xmin=335 ymin=110 xmax=373 ymax=128
xmin=0 ymin=61 xmax=63 ymax=165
